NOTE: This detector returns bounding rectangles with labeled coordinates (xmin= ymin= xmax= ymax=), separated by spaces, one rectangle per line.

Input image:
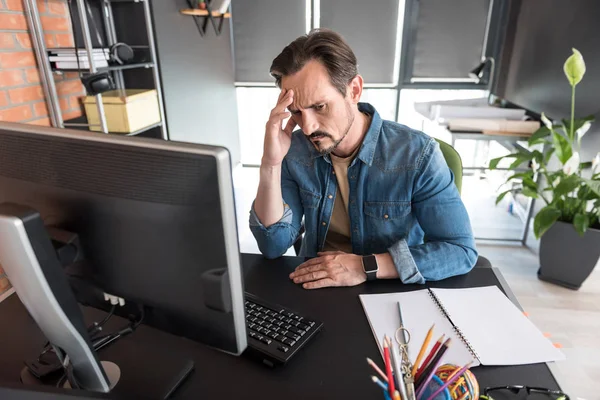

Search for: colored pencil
xmin=424 ymin=362 xmax=472 ymax=400
xmin=412 ymin=324 xmax=435 ymax=377
xmin=367 ymin=357 xmax=389 ymax=383
xmin=372 ymin=375 xmax=389 ymax=392
xmin=393 ymin=390 xmax=402 ymax=400
xmin=415 ymin=334 xmax=445 ymax=381
xmin=383 ymin=338 xmax=396 ymax=396
xmin=415 ymin=338 xmax=451 ymax=398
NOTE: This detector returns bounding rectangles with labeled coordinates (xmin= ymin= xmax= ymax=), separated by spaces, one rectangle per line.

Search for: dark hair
xmin=270 ymin=29 xmax=358 ymax=96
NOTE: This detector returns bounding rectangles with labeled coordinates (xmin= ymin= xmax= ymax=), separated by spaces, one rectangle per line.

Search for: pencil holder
xmin=436 ymin=364 xmax=479 ymax=400
xmin=420 ymin=375 xmax=452 ymax=400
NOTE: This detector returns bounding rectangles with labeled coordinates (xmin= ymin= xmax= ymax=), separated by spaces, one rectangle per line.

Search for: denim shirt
xmin=249 ymin=103 xmax=478 ymax=284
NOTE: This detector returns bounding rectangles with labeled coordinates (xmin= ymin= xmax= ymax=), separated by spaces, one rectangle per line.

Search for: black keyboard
xmin=244 ymin=293 xmax=323 ymax=365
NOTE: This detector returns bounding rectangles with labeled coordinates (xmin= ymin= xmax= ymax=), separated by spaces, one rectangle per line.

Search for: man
xmin=249 ymin=29 xmax=477 ymax=289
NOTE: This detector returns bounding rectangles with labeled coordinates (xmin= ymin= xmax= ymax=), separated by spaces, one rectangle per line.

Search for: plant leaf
xmin=584 ymin=179 xmax=600 ymax=197
xmin=563 ymin=48 xmax=586 ymax=86
xmin=552 ymin=129 xmax=573 ymax=164
xmin=521 ymin=186 xmax=539 ymax=199
xmin=580 ymin=161 xmax=593 ymax=170
xmin=495 ymin=190 xmax=512 ymax=205
xmin=489 ymin=155 xmax=514 ymax=169
xmin=574 ymin=213 xmax=590 ymax=236
xmin=528 ymin=126 xmax=551 ymax=146
xmin=554 ymin=174 xmax=580 ymax=197
xmin=522 ymin=176 xmax=538 ymax=191
xmin=505 ymin=172 xmax=533 ymax=184
xmin=544 ymin=148 xmax=556 ymax=164
xmin=534 ymin=206 xmax=562 ymax=239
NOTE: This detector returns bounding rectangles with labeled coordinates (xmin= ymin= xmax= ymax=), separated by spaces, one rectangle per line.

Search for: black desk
xmin=0 ymin=254 xmax=560 ymax=399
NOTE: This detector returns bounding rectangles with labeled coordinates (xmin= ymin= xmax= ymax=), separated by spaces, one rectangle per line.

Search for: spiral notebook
xmin=359 ymin=286 xmax=565 ymax=367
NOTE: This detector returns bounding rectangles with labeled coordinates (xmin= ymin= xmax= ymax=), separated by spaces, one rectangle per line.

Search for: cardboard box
xmin=83 ymin=89 xmax=161 ymax=133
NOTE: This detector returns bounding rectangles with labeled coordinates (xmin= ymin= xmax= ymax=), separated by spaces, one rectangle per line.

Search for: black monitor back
xmin=0 ymin=122 xmax=246 ymax=355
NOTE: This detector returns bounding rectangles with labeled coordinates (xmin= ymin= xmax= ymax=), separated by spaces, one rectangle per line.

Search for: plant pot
xmin=538 ymin=221 xmax=600 ymax=290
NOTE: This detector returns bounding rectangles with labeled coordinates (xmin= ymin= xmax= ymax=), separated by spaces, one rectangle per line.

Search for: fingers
xmin=272 ymin=90 xmax=294 ymax=116
xmin=303 ymin=278 xmax=337 ymax=290
xmin=283 ymin=117 xmax=297 ymax=137
xmin=290 ymin=262 xmax=327 ymax=279
xmin=294 ymin=257 xmax=326 ymax=271
xmin=267 ymin=111 xmax=291 ymax=126
xmin=292 ymin=270 xmax=329 ymax=284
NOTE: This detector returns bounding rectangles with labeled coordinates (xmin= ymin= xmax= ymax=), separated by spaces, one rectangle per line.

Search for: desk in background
xmin=0 ymin=254 xmax=560 ymax=399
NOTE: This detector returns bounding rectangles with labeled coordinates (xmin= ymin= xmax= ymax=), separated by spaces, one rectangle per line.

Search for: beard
xmin=308 ymin=103 xmax=355 ymax=155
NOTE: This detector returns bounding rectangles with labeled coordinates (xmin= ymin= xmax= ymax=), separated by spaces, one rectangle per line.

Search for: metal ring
xmin=395 ymin=327 xmax=411 ymax=345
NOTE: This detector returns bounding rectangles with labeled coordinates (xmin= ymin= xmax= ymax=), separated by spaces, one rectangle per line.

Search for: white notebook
xmin=359 ymin=286 xmax=564 ymax=367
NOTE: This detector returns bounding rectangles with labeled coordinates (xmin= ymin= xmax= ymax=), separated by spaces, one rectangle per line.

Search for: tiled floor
xmin=479 ymin=244 xmax=600 ymax=400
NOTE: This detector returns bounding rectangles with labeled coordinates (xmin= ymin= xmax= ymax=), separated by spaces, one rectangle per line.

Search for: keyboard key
xmin=284 ymin=324 xmax=292 ymax=330
xmin=282 ymin=338 xmax=296 ymax=347
xmin=298 ymin=323 xmax=310 ymax=330
xmin=285 ymin=332 xmax=301 ymax=341
xmin=292 ymin=321 xmax=301 ymax=327
xmin=249 ymin=331 xmax=257 ymax=338
xmin=272 ymin=333 xmax=282 ymax=341
xmin=276 ymin=321 xmax=285 ymax=326
xmin=255 ymin=326 xmax=264 ymax=333
xmin=264 ymin=323 xmax=273 ymax=329
xmin=284 ymin=318 xmax=294 ymax=324
xmin=263 ymin=329 xmax=272 ymax=335
xmin=268 ymin=317 xmax=277 ymax=324
xmin=278 ymin=345 xmax=289 ymax=353
xmin=272 ymin=326 xmax=281 ymax=333
xmin=288 ymin=326 xmax=302 ymax=335
xmin=279 ymin=330 xmax=288 ymax=336
xmin=248 ymin=323 xmax=256 ymax=330
xmin=259 ymin=336 xmax=272 ymax=345
xmin=256 ymin=320 xmax=265 ymax=326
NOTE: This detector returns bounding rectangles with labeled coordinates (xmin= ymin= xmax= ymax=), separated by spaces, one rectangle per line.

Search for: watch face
xmin=363 ymin=255 xmax=378 ymax=275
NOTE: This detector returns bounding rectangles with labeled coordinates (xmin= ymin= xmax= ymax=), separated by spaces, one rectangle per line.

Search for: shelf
xmin=125 ymin=121 xmax=162 ymax=136
xmin=180 ymin=9 xmax=231 ymax=17
xmin=52 ymin=62 xmax=154 ymax=73
xmin=63 ymin=116 xmax=162 ymax=137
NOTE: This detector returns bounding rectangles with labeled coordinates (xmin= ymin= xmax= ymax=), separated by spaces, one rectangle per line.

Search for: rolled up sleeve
xmin=249 ymin=161 xmax=303 ymax=259
xmin=389 ymin=139 xmax=478 ymax=282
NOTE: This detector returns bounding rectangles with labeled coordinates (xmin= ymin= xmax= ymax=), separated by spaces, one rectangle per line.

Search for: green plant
xmin=489 ymin=49 xmax=600 ymax=238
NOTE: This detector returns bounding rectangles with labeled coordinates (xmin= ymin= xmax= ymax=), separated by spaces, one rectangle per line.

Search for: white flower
xmin=576 ymin=121 xmax=592 ymax=140
xmin=531 ymin=158 xmax=540 ymax=173
xmin=541 ymin=112 xmax=553 ymax=130
xmin=553 ymin=176 xmax=561 ymax=187
xmin=592 ymin=152 xmax=600 ymax=174
xmin=562 ymin=152 xmax=580 ymax=175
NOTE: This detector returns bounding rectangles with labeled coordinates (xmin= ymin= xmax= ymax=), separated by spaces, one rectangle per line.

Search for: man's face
xmin=281 ymin=60 xmax=355 ymax=155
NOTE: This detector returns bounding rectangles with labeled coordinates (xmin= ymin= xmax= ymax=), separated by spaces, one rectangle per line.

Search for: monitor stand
xmin=20 ymin=361 xmax=120 ymax=390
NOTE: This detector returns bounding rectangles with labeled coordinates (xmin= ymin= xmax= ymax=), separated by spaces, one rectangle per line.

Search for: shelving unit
xmin=24 ymin=0 xmax=168 ymax=139
xmin=180 ymin=0 xmax=231 ymax=37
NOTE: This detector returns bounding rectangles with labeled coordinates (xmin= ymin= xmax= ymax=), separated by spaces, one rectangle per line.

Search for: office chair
xmin=291 ymin=138 xmax=491 ymax=268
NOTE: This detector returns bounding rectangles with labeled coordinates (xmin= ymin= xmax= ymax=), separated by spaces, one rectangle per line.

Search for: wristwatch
xmin=362 ymin=255 xmax=379 ymax=281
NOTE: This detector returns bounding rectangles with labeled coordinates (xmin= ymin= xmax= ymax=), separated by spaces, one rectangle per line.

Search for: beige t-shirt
xmin=323 ymin=146 xmax=360 ymax=253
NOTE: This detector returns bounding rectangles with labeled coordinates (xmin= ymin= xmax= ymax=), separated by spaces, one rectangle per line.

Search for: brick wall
xmin=0 ymin=0 xmax=87 ymax=298
xmin=0 ymin=0 xmax=85 ymax=129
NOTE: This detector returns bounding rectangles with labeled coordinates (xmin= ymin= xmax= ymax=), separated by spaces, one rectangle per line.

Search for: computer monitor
xmin=0 ymin=122 xmax=247 ymax=388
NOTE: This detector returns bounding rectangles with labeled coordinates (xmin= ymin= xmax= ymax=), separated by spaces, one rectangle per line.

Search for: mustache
xmin=308 ymin=131 xmax=333 ymax=140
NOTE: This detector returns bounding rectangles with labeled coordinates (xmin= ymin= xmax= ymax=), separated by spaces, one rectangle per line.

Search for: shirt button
xmin=332 ymin=170 xmax=336 ymax=175
xmin=328 ymin=195 xmax=333 ymax=199
xmin=322 ymin=221 xmax=326 ymax=226
xmin=384 ymin=214 xmax=389 ymax=219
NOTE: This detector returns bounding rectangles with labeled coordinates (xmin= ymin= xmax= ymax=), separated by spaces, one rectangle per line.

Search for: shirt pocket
xmin=363 ymin=201 xmax=412 ymax=250
xmin=299 ymin=189 xmax=321 ymax=210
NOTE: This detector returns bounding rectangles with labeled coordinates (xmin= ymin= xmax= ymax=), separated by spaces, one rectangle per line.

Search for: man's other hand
xmin=289 ymin=251 xmax=366 ymax=289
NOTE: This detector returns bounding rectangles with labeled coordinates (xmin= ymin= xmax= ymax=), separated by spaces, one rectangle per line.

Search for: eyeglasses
xmin=481 ymin=386 xmax=570 ymax=400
